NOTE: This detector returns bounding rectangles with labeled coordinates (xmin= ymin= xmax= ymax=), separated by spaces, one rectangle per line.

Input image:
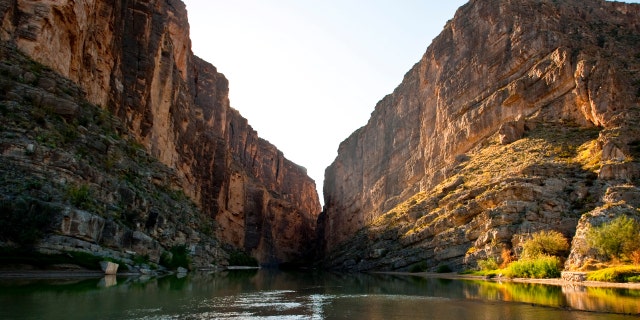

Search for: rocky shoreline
xmin=2 ymin=269 xmax=640 ymax=291
xmin=380 ymin=272 xmax=640 ymax=290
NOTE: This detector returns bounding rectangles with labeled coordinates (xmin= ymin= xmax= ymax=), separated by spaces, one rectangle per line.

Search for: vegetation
xmin=227 ymin=249 xmax=259 ymax=267
xmin=586 ymin=266 xmax=640 ymax=283
xmin=503 ymin=255 xmax=563 ymax=279
xmin=478 ymin=257 xmax=500 ymax=272
xmin=65 ymin=183 xmax=93 ymax=209
xmin=436 ymin=264 xmax=452 ymax=273
xmin=159 ymin=245 xmax=191 ymax=270
xmin=474 ymin=255 xmax=562 ymax=279
xmin=587 ymin=215 xmax=640 ymax=261
xmin=409 ymin=261 xmax=428 ymax=273
xmin=472 ymin=230 xmax=568 ymax=279
xmin=521 ymin=230 xmax=569 ymax=259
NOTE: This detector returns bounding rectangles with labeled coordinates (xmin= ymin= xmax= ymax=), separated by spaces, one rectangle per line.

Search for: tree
xmin=587 ymin=215 xmax=640 ymax=260
xmin=521 ymin=230 xmax=569 ymax=259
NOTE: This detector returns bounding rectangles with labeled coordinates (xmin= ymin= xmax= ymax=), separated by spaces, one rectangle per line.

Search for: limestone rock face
xmin=0 ymin=43 xmax=226 ymax=268
xmin=0 ymin=0 xmax=321 ymax=265
xmin=321 ymin=0 xmax=640 ymax=270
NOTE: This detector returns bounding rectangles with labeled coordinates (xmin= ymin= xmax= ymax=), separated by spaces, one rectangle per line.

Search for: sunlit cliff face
xmin=320 ymin=0 xmax=640 ymax=271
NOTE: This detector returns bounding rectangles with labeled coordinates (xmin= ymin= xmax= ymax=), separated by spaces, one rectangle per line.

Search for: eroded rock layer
xmin=321 ymin=0 xmax=640 ymax=271
xmin=0 ymin=0 xmax=321 ymax=265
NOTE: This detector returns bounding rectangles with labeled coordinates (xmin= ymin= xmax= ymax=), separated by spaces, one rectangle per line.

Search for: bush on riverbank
xmin=471 ymin=230 xmax=567 ymax=279
xmin=521 ymin=230 xmax=569 ymax=259
xmin=160 ymin=245 xmax=191 ymax=270
xmin=587 ymin=215 xmax=640 ymax=262
xmin=503 ymin=255 xmax=562 ymax=278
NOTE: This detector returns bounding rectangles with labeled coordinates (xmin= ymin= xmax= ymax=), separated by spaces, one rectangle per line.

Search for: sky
xmin=182 ymin=0 xmax=467 ymax=202
xmin=181 ymin=0 xmax=640 ymax=204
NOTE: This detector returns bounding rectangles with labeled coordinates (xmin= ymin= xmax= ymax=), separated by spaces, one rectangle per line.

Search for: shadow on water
xmin=0 ymin=270 xmax=639 ymax=319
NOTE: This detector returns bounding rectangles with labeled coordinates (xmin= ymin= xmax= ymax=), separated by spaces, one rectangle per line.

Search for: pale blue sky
xmin=182 ymin=0 xmax=639 ymax=203
xmin=183 ymin=0 xmax=466 ymax=201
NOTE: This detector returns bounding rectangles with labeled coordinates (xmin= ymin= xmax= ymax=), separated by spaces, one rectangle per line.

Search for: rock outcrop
xmin=0 ymin=0 xmax=321 ymax=266
xmin=320 ymin=0 xmax=640 ymax=271
xmin=0 ymin=42 xmax=225 ymax=268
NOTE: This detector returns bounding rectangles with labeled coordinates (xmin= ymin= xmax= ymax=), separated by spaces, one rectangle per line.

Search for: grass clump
xmin=587 ymin=266 xmax=640 ymax=282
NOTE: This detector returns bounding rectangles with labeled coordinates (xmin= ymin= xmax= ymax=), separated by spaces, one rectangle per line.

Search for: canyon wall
xmin=321 ymin=0 xmax=640 ymax=271
xmin=0 ymin=0 xmax=320 ymax=265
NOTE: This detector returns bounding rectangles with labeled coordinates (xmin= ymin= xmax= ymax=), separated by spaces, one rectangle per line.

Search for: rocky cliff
xmin=320 ymin=0 xmax=640 ymax=271
xmin=0 ymin=0 xmax=321 ymax=266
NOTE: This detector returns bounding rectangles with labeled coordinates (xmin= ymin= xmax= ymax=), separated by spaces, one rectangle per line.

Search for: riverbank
xmin=3 ymin=268 xmax=640 ymax=290
xmin=379 ymin=271 xmax=640 ymax=289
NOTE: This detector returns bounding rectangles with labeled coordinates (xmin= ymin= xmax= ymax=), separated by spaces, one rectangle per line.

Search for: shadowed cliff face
xmin=321 ymin=0 xmax=640 ymax=271
xmin=0 ymin=0 xmax=321 ymax=265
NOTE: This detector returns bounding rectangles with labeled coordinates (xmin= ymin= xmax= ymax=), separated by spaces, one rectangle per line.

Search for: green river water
xmin=1 ymin=270 xmax=639 ymax=319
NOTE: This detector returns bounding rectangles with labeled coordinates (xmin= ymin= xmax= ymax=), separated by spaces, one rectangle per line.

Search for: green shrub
xmin=505 ymin=255 xmax=562 ymax=279
xmin=478 ymin=257 xmax=500 ymax=271
xmin=228 ymin=250 xmax=259 ymax=267
xmin=587 ymin=266 xmax=640 ymax=282
xmin=436 ymin=264 xmax=452 ymax=273
xmin=65 ymin=184 xmax=92 ymax=209
xmin=521 ymin=230 xmax=569 ymax=259
xmin=587 ymin=215 xmax=640 ymax=260
xmin=160 ymin=245 xmax=191 ymax=270
xmin=132 ymin=254 xmax=150 ymax=265
xmin=409 ymin=261 xmax=428 ymax=273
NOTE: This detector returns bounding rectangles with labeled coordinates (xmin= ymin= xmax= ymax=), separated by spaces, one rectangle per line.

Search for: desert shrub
xmin=586 ymin=266 xmax=640 ymax=282
xmin=504 ymin=255 xmax=562 ymax=279
xmin=587 ymin=215 xmax=640 ymax=260
xmin=65 ymin=184 xmax=92 ymax=208
xmin=478 ymin=257 xmax=499 ymax=271
xmin=521 ymin=230 xmax=569 ymax=259
xmin=228 ymin=249 xmax=259 ymax=267
xmin=132 ymin=254 xmax=150 ymax=265
xmin=160 ymin=245 xmax=191 ymax=270
xmin=409 ymin=261 xmax=428 ymax=273
xmin=436 ymin=264 xmax=452 ymax=273
xmin=631 ymin=249 xmax=640 ymax=265
xmin=500 ymin=248 xmax=515 ymax=268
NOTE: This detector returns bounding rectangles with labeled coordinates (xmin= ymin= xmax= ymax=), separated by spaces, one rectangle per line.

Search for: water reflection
xmin=98 ymin=275 xmax=118 ymax=288
xmin=0 ymin=271 xmax=638 ymax=319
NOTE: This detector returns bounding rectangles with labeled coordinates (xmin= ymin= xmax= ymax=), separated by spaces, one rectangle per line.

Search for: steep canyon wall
xmin=321 ymin=0 xmax=640 ymax=271
xmin=0 ymin=0 xmax=320 ymax=265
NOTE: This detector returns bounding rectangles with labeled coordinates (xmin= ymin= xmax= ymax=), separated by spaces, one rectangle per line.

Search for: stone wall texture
xmin=0 ymin=0 xmax=321 ymax=265
xmin=321 ymin=0 xmax=640 ymax=271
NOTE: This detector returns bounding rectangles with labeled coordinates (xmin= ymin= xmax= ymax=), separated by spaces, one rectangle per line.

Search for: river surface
xmin=1 ymin=270 xmax=639 ymax=319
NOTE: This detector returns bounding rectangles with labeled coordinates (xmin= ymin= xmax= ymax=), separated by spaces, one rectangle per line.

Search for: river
xmin=1 ymin=270 xmax=639 ymax=319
